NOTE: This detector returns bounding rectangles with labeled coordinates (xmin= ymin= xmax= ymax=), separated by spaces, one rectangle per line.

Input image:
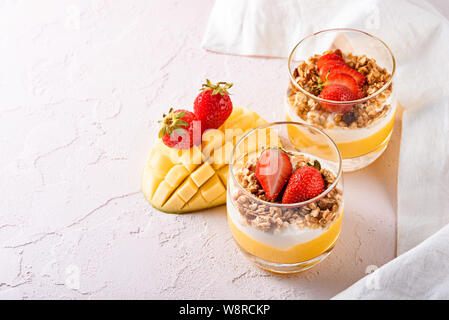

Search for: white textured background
xmin=1 ymin=0 xmax=446 ymax=300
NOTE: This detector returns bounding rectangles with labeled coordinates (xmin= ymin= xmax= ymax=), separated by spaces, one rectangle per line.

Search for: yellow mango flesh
xmin=142 ymin=107 xmax=269 ymax=213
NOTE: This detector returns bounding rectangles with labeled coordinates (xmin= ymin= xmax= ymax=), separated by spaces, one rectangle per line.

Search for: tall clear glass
xmin=286 ymin=28 xmax=396 ymax=172
xmin=227 ymin=122 xmax=343 ymax=274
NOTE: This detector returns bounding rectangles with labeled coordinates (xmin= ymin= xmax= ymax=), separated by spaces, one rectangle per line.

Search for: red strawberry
xmin=282 ymin=166 xmax=325 ymax=204
xmin=318 ymin=84 xmax=356 ymax=113
xmin=318 ymin=60 xmax=346 ymax=79
xmin=255 ymin=148 xmax=293 ymax=201
xmin=159 ymin=108 xmax=201 ymax=149
xmin=326 ymin=64 xmax=366 ymax=87
xmin=316 ymin=53 xmax=345 ymax=71
xmin=326 ymin=72 xmax=363 ymax=98
xmin=194 ymin=79 xmax=233 ymax=130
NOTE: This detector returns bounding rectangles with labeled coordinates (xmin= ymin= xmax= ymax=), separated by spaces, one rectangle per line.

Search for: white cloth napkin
xmin=333 ymin=222 xmax=449 ymax=299
xmin=202 ymin=0 xmax=449 ymax=298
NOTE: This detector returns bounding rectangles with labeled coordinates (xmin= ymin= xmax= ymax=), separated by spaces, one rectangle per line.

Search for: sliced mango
xmin=216 ymin=166 xmax=229 ymax=188
xmin=162 ymin=193 xmax=184 ymax=212
xmin=177 ymin=178 xmax=198 ymax=203
xmin=210 ymin=140 xmax=234 ymax=170
xmin=200 ymin=174 xmax=225 ymax=203
xmin=202 ymin=129 xmax=225 ymax=158
xmin=165 ymin=165 xmax=189 ymax=188
xmin=142 ymin=107 xmax=268 ymax=213
xmin=190 ymin=162 xmax=215 ymax=187
xmin=148 ymin=150 xmax=173 ymax=175
xmin=142 ymin=167 xmax=164 ymax=199
xmin=182 ymin=192 xmax=208 ymax=212
xmin=152 ymin=181 xmax=175 ymax=208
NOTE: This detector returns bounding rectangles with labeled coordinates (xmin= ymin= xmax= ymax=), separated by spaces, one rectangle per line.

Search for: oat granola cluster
xmin=287 ymin=49 xmax=393 ymax=129
xmin=233 ymin=154 xmax=342 ymax=234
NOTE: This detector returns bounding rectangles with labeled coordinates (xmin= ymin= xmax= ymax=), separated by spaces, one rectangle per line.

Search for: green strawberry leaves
xmin=201 ymin=79 xmax=233 ymax=96
xmin=308 ymin=159 xmax=321 ymax=171
xmin=158 ymin=108 xmax=189 ymax=138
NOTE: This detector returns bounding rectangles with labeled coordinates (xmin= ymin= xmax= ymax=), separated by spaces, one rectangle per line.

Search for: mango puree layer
xmin=286 ymin=111 xmax=395 ymax=159
xmin=227 ymin=210 xmax=343 ymax=264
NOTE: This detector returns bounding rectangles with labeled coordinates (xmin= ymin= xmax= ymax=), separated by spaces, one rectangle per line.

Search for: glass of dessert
xmin=286 ymin=28 xmax=396 ymax=171
xmin=227 ymin=122 xmax=343 ymax=274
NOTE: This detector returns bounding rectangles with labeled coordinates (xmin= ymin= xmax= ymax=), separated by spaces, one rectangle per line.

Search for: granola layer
xmin=287 ymin=50 xmax=393 ymax=129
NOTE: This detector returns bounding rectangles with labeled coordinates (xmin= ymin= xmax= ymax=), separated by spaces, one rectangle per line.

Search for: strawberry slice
xmin=317 ymin=53 xmax=345 ymax=71
xmin=325 ymin=64 xmax=366 ymax=87
xmin=326 ymin=73 xmax=363 ymax=99
xmin=318 ymin=84 xmax=356 ymax=113
xmin=255 ymin=148 xmax=293 ymax=201
xmin=282 ymin=166 xmax=325 ymax=203
xmin=318 ymin=60 xmax=346 ymax=80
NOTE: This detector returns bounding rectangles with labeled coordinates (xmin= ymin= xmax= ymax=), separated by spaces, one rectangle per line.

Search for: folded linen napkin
xmin=202 ymin=0 xmax=449 ymax=298
xmin=333 ymin=222 xmax=449 ymax=299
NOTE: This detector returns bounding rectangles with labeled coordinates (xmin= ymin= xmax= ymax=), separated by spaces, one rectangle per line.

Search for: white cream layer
xmin=285 ymin=94 xmax=396 ymax=143
xmin=227 ymin=194 xmax=329 ymax=250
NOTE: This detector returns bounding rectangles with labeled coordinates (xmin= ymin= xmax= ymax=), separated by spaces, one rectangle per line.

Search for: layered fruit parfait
xmin=287 ymin=29 xmax=396 ymax=171
xmin=227 ymin=122 xmax=343 ymax=274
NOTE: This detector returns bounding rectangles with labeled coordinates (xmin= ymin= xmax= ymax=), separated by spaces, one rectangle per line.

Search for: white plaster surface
xmin=0 ymin=0 xmax=406 ymax=299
